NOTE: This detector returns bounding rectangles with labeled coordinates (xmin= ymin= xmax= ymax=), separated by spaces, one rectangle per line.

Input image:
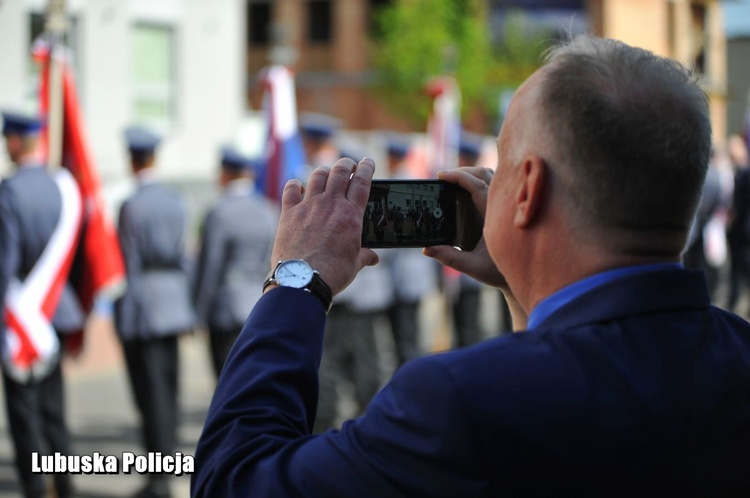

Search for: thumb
xmin=358 ymin=248 xmax=380 ymax=268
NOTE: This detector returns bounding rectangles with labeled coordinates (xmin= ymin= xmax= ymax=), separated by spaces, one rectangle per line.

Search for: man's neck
xmin=522 ymin=247 xmax=682 ymax=318
xmin=16 ymin=151 xmax=43 ymax=168
xmin=224 ymin=177 xmax=254 ymax=195
xmin=135 ymin=166 xmax=157 ymax=185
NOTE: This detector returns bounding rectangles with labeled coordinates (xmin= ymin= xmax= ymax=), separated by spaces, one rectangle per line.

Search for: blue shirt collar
xmin=526 ymin=262 xmax=683 ymax=330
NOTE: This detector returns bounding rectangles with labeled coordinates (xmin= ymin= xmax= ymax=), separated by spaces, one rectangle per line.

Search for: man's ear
xmin=513 ymin=155 xmax=546 ymax=228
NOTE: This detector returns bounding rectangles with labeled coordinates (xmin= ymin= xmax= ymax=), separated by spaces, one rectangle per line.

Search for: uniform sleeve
xmin=192 ymin=209 xmax=225 ymax=326
xmin=117 ymin=201 xmax=142 ymax=276
xmin=191 ymin=287 xmax=486 ymax=498
xmin=177 ymin=195 xmax=192 ymax=274
xmin=0 ymin=184 xmax=21 ymax=335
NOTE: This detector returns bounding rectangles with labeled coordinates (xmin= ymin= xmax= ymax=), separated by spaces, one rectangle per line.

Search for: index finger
xmin=437 ymin=166 xmax=494 ymax=191
xmin=346 ymin=157 xmax=375 ymax=206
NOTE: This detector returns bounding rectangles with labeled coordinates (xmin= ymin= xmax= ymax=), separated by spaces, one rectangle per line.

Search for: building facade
xmin=0 ymin=0 xmax=246 ymax=183
xmin=0 ymin=0 xmax=733 ymax=185
xmin=245 ymin=0 xmax=406 ymax=131
xmin=589 ymin=0 xmax=727 ymax=142
xmin=246 ymin=0 xmax=728 ymax=141
xmin=725 ymin=0 xmax=750 ymax=138
xmin=727 ymin=35 xmax=750 ymax=137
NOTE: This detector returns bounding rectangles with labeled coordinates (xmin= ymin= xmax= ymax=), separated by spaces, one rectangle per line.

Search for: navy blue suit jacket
xmin=192 ymin=268 xmax=750 ymax=496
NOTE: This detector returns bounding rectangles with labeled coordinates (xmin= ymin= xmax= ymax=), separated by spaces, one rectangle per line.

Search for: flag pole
xmin=269 ymin=22 xmax=297 ymax=68
xmin=45 ymin=0 xmax=67 ymax=171
xmin=260 ymin=22 xmax=305 ymax=202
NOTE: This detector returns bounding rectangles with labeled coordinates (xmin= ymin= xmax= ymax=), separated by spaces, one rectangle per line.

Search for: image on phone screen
xmin=362 ymin=180 xmax=482 ymax=250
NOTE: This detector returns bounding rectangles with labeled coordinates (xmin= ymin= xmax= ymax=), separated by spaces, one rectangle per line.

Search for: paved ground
xmin=0 ymin=315 xmax=216 ymax=498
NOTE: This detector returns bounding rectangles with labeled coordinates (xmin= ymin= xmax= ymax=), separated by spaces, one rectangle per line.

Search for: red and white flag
xmin=35 ymin=41 xmax=126 ymax=314
xmin=259 ymin=65 xmax=306 ymax=202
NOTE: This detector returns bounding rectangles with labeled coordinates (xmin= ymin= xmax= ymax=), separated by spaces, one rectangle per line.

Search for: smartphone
xmin=362 ymin=180 xmax=483 ymax=250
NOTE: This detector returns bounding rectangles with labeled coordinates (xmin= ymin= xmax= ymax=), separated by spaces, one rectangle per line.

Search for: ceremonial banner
xmin=259 ymin=65 xmax=307 ymax=202
xmin=3 ymin=41 xmax=126 ymax=380
xmin=425 ymin=76 xmax=461 ymax=176
xmin=35 ymin=41 xmax=126 ymax=315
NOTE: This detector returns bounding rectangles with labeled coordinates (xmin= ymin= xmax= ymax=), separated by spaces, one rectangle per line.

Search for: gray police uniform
xmin=382 ymin=248 xmax=437 ymax=366
xmin=315 ymin=258 xmax=393 ymax=432
xmin=114 ymin=176 xmax=195 ymax=465
xmin=192 ymin=179 xmax=278 ymax=378
xmin=0 ymin=164 xmax=84 ymax=498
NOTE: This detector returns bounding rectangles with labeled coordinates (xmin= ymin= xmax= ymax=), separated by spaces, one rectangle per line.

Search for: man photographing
xmin=192 ymin=35 xmax=749 ymax=496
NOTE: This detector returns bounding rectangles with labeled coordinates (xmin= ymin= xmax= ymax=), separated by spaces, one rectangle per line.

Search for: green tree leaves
xmin=371 ymin=1 xmax=550 ymax=130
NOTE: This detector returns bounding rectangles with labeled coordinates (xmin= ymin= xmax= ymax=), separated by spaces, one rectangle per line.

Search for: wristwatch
xmin=263 ymin=259 xmax=333 ymax=313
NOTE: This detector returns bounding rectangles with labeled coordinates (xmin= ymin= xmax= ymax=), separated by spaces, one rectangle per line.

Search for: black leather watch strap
xmin=306 ymin=272 xmax=333 ymax=313
xmin=263 ymin=261 xmax=333 ymax=313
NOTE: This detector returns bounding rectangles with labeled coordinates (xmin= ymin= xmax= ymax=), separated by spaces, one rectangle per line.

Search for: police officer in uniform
xmin=192 ymin=147 xmax=279 ymax=379
xmin=382 ymin=135 xmax=438 ymax=366
xmin=115 ymin=127 xmax=195 ymax=498
xmin=0 ymin=111 xmax=85 ymax=498
xmin=445 ymin=133 xmax=486 ymax=346
xmin=298 ymin=116 xmax=391 ymax=431
xmin=315 ymin=260 xmax=393 ymax=432
xmin=299 ymin=113 xmax=343 ymax=177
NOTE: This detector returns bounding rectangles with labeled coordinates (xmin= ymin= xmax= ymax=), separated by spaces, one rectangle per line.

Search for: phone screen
xmin=362 ymin=180 xmax=482 ymax=250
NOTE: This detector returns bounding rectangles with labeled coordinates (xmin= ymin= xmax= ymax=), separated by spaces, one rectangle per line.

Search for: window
xmin=667 ymin=1 xmax=676 ymax=58
xmin=248 ymin=0 xmax=272 ymax=46
xmin=131 ymin=23 xmax=175 ymax=126
xmin=690 ymin=2 xmax=707 ymax=75
xmin=308 ymin=0 xmax=332 ymax=43
xmin=369 ymin=0 xmax=391 ymax=37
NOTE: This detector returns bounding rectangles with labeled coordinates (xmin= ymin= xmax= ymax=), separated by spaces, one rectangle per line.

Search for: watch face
xmin=275 ymin=260 xmax=314 ymax=288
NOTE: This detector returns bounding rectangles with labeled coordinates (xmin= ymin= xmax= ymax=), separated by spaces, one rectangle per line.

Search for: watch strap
xmin=263 ymin=261 xmax=333 ymax=313
xmin=306 ymin=272 xmax=334 ymax=313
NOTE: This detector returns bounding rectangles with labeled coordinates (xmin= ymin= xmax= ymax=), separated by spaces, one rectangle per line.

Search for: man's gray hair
xmin=539 ymin=35 xmax=711 ymax=247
